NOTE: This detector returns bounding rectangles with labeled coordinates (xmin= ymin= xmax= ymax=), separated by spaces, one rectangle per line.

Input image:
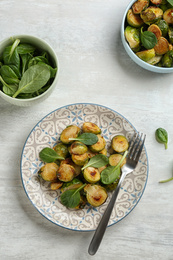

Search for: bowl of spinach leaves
xmin=0 ymin=35 xmax=58 ymax=106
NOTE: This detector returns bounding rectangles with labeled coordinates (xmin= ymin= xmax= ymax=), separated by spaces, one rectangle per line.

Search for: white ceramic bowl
xmin=121 ymin=0 xmax=173 ymax=73
xmin=0 ymin=35 xmax=58 ymax=106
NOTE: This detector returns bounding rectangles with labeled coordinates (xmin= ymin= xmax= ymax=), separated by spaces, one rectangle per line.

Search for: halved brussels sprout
xmin=112 ymin=135 xmax=129 ymax=153
xmin=61 ymin=178 xmax=83 ymax=193
xmin=168 ymin=27 xmax=173 ymax=44
xmin=147 ymin=55 xmax=162 ymax=65
xmin=89 ymin=134 xmax=106 ymax=152
xmin=53 ymin=142 xmax=69 ymax=158
xmin=156 ymin=19 xmax=168 ymax=37
xmin=127 ymin=9 xmax=144 ymax=28
xmin=124 ymin=26 xmax=140 ymax=52
xmin=150 ymin=0 xmax=162 ymax=4
xmin=82 ymin=122 xmax=101 ymax=134
xmin=69 ymin=141 xmax=88 ymax=155
xmin=57 ymin=163 xmax=76 ymax=182
xmin=87 ymin=149 xmax=97 ymax=158
xmin=140 ymin=6 xmax=163 ymax=24
xmin=154 ymin=37 xmax=169 ymax=55
xmin=104 ymin=178 xmax=119 ymax=191
xmin=161 ymin=50 xmax=173 ymax=67
xmin=50 ymin=181 xmax=63 ymax=190
xmin=83 ymin=167 xmax=100 ymax=183
xmin=163 ymin=8 xmax=173 ymax=24
xmin=60 ymin=125 xmax=80 ymax=144
xmin=109 ymin=154 xmax=126 ymax=168
xmin=84 ymin=184 xmax=108 ymax=207
xmin=99 ymin=147 xmax=107 ymax=156
xmin=132 ymin=0 xmax=149 ymax=14
xmin=38 ymin=162 xmax=59 ymax=182
xmin=136 ymin=48 xmax=155 ymax=62
xmin=148 ymin=24 xmax=162 ymax=39
xmin=71 ymin=152 xmax=88 ymax=166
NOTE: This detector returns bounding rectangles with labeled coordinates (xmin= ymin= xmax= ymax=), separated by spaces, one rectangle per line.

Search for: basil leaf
xmin=39 ymin=147 xmax=64 ymax=163
xmin=141 ymin=28 xmax=157 ymax=49
xmin=3 ymin=39 xmax=20 ymax=68
xmin=82 ymin=154 xmax=109 ymax=170
xmin=12 ymin=63 xmax=51 ymax=97
xmin=69 ymin=133 xmax=98 ymax=145
xmin=60 ymin=184 xmax=86 ymax=208
xmin=0 ymin=65 xmax=20 ymax=84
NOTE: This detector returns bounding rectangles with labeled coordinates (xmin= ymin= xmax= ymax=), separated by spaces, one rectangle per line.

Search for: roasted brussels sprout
xmin=154 ymin=37 xmax=169 ymax=55
xmin=157 ymin=19 xmax=168 ymax=37
xmin=136 ymin=48 xmax=155 ymax=61
xmin=161 ymin=50 xmax=173 ymax=67
xmin=127 ymin=9 xmax=144 ymax=27
xmin=60 ymin=125 xmax=80 ymax=144
xmin=148 ymin=24 xmax=162 ymax=39
xmin=82 ymin=122 xmax=101 ymax=134
xmin=89 ymin=134 xmax=106 ymax=152
xmin=163 ymin=8 xmax=173 ymax=24
xmin=104 ymin=178 xmax=119 ymax=191
xmin=71 ymin=152 xmax=88 ymax=166
xmin=99 ymin=147 xmax=107 ymax=156
xmin=124 ymin=26 xmax=140 ymax=52
xmin=57 ymin=163 xmax=76 ymax=182
xmin=112 ymin=135 xmax=129 ymax=153
xmin=147 ymin=55 xmax=162 ymax=65
xmin=50 ymin=181 xmax=63 ymax=190
xmin=109 ymin=154 xmax=126 ymax=168
xmin=53 ymin=142 xmax=69 ymax=158
xmin=38 ymin=162 xmax=59 ymax=182
xmin=83 ymin=167 xmax=100 ymax=183
xmin=168 ymin=27 xmax=173 ymax=44
xmin=69 ymin=141 xmax=88 ymax=155
xmin=84 ymin=184 xmax=108 ymax=207
xmin=132 ymin=0 xmax=149 ymax=14
xmin=150 ymin=0 xmax=162 ymax=4
xmin=140 ymin=6 xmax=163 ymax=25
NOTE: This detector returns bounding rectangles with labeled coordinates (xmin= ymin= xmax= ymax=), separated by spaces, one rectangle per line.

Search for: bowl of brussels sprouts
xmin=121 ymin=0 xmax=173 ymax=73
xmin=0 ymin=35 xmax=58 ymax=106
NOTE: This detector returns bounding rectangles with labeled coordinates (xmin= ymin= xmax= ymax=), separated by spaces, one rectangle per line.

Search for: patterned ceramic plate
xmin=21 ymin=103 xmax=148 ymax=231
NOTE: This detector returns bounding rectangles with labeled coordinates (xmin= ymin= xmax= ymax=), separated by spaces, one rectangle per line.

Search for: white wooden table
xmin=0 ymin=0 xmax=173 ymax=259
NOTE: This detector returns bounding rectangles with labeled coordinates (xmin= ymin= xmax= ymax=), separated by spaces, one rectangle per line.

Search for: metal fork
xmin=88 ymin=132 xmax=146 ymax=255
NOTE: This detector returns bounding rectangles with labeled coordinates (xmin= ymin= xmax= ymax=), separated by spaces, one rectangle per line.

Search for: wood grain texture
xmin=0 ymin=0 xmax=172 ymax=259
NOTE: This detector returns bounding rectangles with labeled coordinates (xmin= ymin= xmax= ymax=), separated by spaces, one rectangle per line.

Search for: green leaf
xmin=82 ymin=154 xmax=109 ymax=170
xmin=39 ymin=147 xmax=64 ymax=163
xmin=17 ymin=43 xmax=36 ymax=54
xmin=0 ymin=65 xmax=20 ymax=84
xmin=0 ymin=75 xmax=18 ymax=96
xmin=12 ymin=63 xmax=51 ymax=97
xmin=3 ymin=39 xmax=20 ymax=68
xmin=101 ymin=166 xmax=121 ymax=185
xmin=167 ymin=0 xmax=173 ymax=6
xmin=60 ymin=184 xmax=86 ymax=208
xmin=69 ymin=133 xmax=98 ymax=145
xmin=100 ymin=150 xmax=128 ymax=185
xmin=140 ymin=28 xmax=157 ymax=49
xmin=21 ymin=54 xmax=32 ymax=75
xmin=155 ymin=128 xmax=168 ymax=149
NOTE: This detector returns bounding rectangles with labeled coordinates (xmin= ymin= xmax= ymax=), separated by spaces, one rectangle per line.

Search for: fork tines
xmin=128 ymin=132 xmax=146 ymax=162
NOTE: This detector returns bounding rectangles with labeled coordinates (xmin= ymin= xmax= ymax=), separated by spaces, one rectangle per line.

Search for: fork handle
xmin=88 ymin=172 xmax=126 ymax=255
